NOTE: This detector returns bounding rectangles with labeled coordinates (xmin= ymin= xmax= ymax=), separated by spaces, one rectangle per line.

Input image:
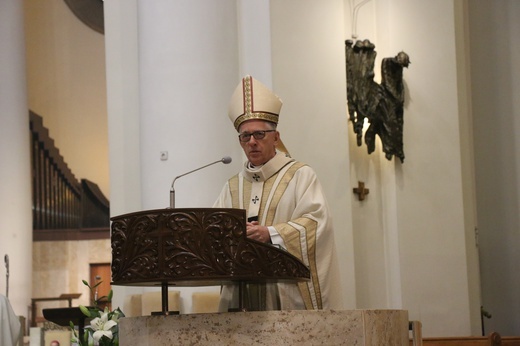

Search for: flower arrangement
xmin=70 ymin=280 xmax=125 ymax=346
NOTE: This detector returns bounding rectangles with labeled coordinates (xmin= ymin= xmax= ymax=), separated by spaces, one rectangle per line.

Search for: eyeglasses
xmin=238 ymin=130 xmax=276 ymax=142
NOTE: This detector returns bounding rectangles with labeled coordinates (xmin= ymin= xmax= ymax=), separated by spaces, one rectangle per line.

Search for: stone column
xmin=136 ymin=0 xmax=241 ymax=211
xmin=0 ymin=0 xmax=33 ymax=316
xmin=105 ymin=0 xmax=243 ymax=312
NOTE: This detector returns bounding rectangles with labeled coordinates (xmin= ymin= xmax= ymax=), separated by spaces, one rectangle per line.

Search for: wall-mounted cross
xmin=353 ymin=181 xmax=369 ymax=201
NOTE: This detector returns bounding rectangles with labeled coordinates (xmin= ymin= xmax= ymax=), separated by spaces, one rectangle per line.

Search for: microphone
xmin=4 ymin=254 xmax=9 ymax=298
xmin=169 ymin=156 xmax=232 ymax=208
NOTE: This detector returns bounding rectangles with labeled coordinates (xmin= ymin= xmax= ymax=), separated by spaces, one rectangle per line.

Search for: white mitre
xmin=228 ymin=75 xmax=283 ymax=131
xmin=228 ymin=75 xmax=291 ymax=156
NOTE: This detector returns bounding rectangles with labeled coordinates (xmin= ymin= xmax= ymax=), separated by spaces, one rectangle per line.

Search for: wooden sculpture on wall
xmin=345 ymin=39 xmax=410 ymax=163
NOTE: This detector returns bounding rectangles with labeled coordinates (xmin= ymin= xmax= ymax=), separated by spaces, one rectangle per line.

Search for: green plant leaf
xmin=79 ymin=305 xmax=91 ymax=317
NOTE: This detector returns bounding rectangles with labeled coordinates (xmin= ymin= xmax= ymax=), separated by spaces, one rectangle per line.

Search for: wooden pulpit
xmin=110 ymin=208 xmax=310 ymax=313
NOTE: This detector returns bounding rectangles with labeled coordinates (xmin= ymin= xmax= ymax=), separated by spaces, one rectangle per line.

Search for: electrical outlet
xmin=160 ymin=151 xmax=168 ymax=161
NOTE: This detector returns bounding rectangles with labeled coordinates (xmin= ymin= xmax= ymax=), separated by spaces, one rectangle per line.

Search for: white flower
xmin=111 ymin=309 xmax=122 ymax=324
xmin=90 ymin=310 xmax=117 ymax=343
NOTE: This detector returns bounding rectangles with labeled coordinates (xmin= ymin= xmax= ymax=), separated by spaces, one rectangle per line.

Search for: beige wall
xmin=24 ymin=0 xmax=111 ymax=319
xmin=32 ymin=239 xmax=111 ymax=318
xmin=23 ymin=0 xmax=109 ymax=198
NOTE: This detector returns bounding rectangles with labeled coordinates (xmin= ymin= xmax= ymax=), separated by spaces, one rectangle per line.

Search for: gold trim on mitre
xmin=228 ymin=75 xmax=282 ymax=131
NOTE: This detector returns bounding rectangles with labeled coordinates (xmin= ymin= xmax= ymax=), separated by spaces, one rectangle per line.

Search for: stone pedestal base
xmin=119 ymin=309 xmax=409 ymax=345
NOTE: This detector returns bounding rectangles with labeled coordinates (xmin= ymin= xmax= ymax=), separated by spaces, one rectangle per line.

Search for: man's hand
xmin=246 ymin=221 xmax=271 ymax=243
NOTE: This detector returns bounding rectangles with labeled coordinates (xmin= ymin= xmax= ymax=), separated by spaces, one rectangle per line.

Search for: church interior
xmin=1 ymin=0 xmax=519 ymax=345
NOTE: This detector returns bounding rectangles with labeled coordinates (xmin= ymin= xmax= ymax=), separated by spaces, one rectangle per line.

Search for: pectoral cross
xmin=353 ymin=181 xmax=369 ymax=201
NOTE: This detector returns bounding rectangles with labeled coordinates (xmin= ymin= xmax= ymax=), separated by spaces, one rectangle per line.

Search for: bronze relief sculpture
xmin=346 ymin=39 xmax=410 ymax=163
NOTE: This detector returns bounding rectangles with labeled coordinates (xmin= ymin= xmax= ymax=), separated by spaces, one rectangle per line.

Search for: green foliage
xmin=70 ymin=280 xmax=125 ymax=346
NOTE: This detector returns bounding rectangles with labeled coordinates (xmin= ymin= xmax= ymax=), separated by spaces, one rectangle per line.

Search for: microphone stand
xmin=169 ymin=157 xmax=231 ymax=208
xmin=4 ymin=254 xmax=9 ymax=298
xmin=94 ymin=275 xmax=101 ymax=302
xmin=159 ymin=157 xmax=231 ymax=314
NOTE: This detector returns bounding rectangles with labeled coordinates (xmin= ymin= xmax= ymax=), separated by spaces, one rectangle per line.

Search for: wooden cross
xmin=353 ymin=181 xmax=369 ymax=201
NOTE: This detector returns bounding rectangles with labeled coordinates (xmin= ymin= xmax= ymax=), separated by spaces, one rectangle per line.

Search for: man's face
xmin=238 ymin=119 xmax=279 ymax=166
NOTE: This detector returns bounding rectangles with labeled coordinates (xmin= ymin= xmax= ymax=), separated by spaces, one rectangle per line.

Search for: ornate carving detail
xmin=111 ymin=208 xmax=310 ymax=286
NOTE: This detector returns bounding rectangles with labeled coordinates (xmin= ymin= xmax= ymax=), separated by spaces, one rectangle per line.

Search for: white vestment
xmin=214 ymin=152 xmax=336 ymax=310
xmin=0 ymin=295 xmax=21 ymax=346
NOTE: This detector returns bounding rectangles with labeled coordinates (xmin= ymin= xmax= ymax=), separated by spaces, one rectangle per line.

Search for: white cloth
xmin=214 ymin=152 xmax=336 ymax=310
xmin=0 ymin=295 xmax=21 ymax=346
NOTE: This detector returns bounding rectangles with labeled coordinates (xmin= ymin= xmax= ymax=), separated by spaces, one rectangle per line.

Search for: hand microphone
xmin=170 ymin=156 xmax=232 ymax=208
xmin=4 ymin=254 xmax=9 ymax=298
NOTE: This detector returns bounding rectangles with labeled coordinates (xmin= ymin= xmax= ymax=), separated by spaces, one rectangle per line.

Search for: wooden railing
xmin=409 ymin=332 xmax=520 ymax=346
xmin=30 ymin=110 xmax=109 ymax=241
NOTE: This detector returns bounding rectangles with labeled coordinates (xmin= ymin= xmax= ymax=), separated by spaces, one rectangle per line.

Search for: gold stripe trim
xmin=264 ymin=162 xmax=306 ymax=226
xmin=261 ymin=162 xmax=321 ymax=309
xmin=234 ymin=113 xmax=279 ymax=130
xmin=293 ymin=217 xmax=321 ymax=309
xmin=229 ymin=175 xmax=239 ymax=208
xmin=242 ymin=179 xmax=252 ymax=211
xmin=229 ymin=174 xmax=252 ymax=211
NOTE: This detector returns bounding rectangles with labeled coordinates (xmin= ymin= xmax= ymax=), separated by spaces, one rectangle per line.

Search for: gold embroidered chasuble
xmin=215 ymin=152 xmax=335 ymax=310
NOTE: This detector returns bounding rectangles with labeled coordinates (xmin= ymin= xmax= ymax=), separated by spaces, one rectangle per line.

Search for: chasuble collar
xmin=243 ymin=152 xmax=294 ymax=182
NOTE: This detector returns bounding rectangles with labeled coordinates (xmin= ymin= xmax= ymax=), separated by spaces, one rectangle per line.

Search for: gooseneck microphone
xmin=4 ymin=254 xmax=9 ymax=298
xmin=169 ymin=156 xmax=232 ymax=208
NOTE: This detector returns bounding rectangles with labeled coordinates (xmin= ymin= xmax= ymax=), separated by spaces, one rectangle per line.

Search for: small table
xmin=31 ymin=293 xmax=82 ymax=327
